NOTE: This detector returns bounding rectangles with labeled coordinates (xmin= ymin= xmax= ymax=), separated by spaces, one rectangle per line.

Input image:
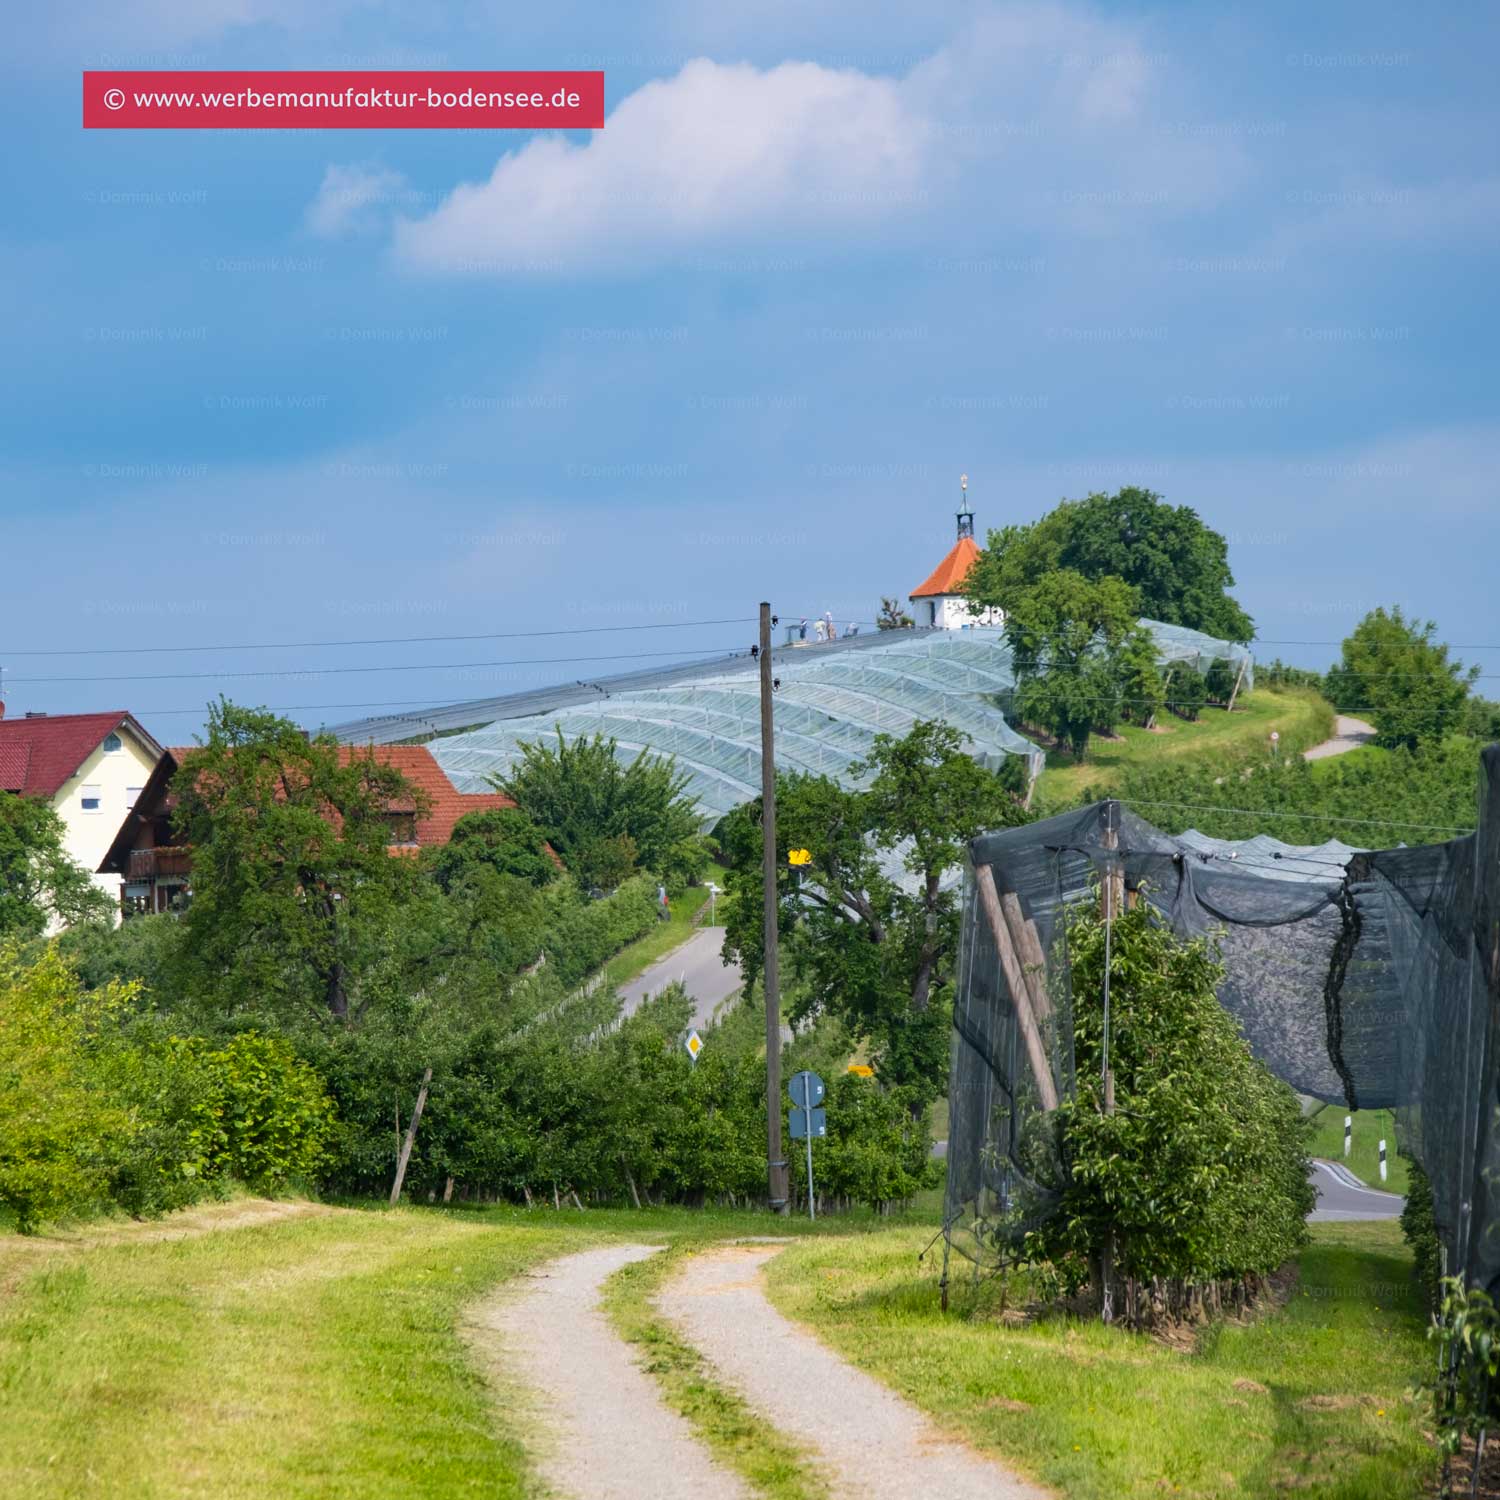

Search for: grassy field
xmin=0 ymin=1198 xmax=1438 ymax=1500
xmin=1034 ymin=686 xmax=1335 ymax=806
xmin=1306 ymin=1105 xmax=1409 ymax=1195
xmin=764 ymin=1219 xmax=1437 ymax=1499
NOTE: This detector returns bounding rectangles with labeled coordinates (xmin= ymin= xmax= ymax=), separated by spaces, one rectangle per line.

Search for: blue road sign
xmin=788 ymin=1070 xmax=825 ymax=1108
xmin=789 ymin=1105 xmax=827 ymax=1140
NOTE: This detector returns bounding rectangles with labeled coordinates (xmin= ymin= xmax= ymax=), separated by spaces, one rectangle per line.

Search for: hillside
xmin=1032 ymin=686 xmax=1335 ymax=808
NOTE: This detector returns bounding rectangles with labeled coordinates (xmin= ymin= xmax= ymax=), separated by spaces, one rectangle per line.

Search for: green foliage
xmin=964 ymin=486 xmax=1254 ymax=641
xmin=1117 ymin=630 xmax=1166 ymax=726
xmin=1204 ymin=657 xmax=1238 ymax=705
xmin=722 ymin=721 xmax=1028 ymax=1103
xmin=1429 ymin=1277 xmax=1500 ymax=1464
xmin=1256 ymin=657 xmax=1326 ymax=691
xmin=1091 ymin=734 xmax=1482 ymax=845
xmin=1325 ymin=606 xmax=1477 ymax=750
xmin=1400 ymin=1155 xmax=1441 ymax=1312
xmin=1026 ymin=902 xmax=1313 ymax=1295
xmin=0 ymin=794 xmax=113 ymax=939
xmin=172 ymin=700 xmax=435 ymax=1023
xmin=56 ymin=912 xmax=182 ymax=994
xmin=790 ymin=1071 xmax=938 ymax=1212
xmin=203 ymin=1032 xmax=334 ymax=1189
xmin=1003 ymin=570 xmax=1142 ymax=759
xmin=496 ymin=727 xmax=706 ymax=889
xmin=1164 ymin=665 xmax=1208 ymax=721
xmin=877 ymin=597 xmax=913 ymax=630
xmin=0 ymin=942 xmax=131 ymax=1230
xmin=426 ymin=806 xmax=556 ymax=892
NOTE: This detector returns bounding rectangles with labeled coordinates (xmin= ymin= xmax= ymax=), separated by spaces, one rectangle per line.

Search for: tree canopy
xmin=965 ymin=486 xmax=1254 ymax=642
xmin=0 ymin=794 xmax=113 ymax=939
xmin=1003 ymin=570 xmax=1153 ymax=760
xmin=1324 ymin=606 xmax=1477 ymax=750
xmin=426 ymin=807 xmax=557 ymax=893
xmin=721 ymin=721 xmax=1028 ymax=1102
xmin=495 ymin=728 xmax=706 ymax=890
xmin=171 ymin=700 xmax=435 ymax=1023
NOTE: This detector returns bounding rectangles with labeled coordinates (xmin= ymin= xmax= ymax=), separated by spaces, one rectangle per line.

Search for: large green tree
xmin=172 ymin=701 xmax=436 ymax=1023
xmin=1324 ymin=606 xmax=1477 ymax=750
xmin=426 ymin=807 xmax=557 ymax=893
xmin=0 ymin=795 xmax=113 ymax=939
xmin=496 ymin=729 xmax=706 ymax=890
xmin=965 ymin=487 xmax=1254 ymax=642
xmin=721 ymin=721 xmax=1028 ymax=1102
xmin=1003 ymin=570 xmax=1150 ymax=761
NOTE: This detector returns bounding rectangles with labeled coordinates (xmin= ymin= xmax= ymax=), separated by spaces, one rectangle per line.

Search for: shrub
xmin=0 ymin=943 xmax=131 ymax=1230
xmin=1204 ymin=657 xmax=1238 ymax=705
xmin=1164 ymin=666 xmax=1207 ymax=720
xmin=1023 ymin=901 xmax=1313 ymax=1312
xmin=204 ymin=1032 xmax=335 ymax=1190
xmin=1400 ymin=1154 xmax=1441 ymax=1312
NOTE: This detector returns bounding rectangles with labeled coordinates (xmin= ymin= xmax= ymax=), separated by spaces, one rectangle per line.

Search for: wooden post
xmin=760 ymin=601 xmax=790 ymax=1213
xmin=975 ymin=863 xmax=1059 ymax=1111
xmin=1225 ymin=655 xmax=1249 ymax=713
xmin=389 ymin=1066 xmax=432 ymax=1207
xmin=999 ymin=889 xmax=1052 ymax=1025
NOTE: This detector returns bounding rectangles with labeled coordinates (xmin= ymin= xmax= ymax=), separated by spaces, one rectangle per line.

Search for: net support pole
xmin=975 ymin=862 xmax=1059 ymax=1111
xmin=1226 ymin=655 xmax=1249 ymax=713
xmin=1000 ymin=889 xmax=1052 ymax=1025
xmin=760 ymin=601 xmax=790 ymax=1215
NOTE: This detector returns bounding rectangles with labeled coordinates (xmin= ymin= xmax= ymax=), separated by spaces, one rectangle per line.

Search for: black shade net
xmin=946 ymin=745 xmax=1500 ymax=1290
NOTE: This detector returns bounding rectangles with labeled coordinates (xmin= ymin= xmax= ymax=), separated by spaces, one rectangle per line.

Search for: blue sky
xmin=3 ymin=1 xmax=1497 ymax=741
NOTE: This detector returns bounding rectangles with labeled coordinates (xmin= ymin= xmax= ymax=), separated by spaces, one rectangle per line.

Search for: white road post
xmin=1379 ymin=1139 xmax=1388 ymax=1183
xmin=1344 ymin=1115 xmax=1352 ymax=1158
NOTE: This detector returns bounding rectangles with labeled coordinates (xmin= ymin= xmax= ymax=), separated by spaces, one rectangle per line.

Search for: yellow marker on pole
xmin=788 ymin=848 xmax=812 ymax=866
xmin=847 ymin=1064 xmax=874 ymax=1077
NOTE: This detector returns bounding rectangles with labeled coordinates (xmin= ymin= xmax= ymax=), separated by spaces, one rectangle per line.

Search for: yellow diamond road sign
xmin=685 ymin=1029 xmax=703 ymax=1060
xmin=788 ymin=848 xmax=812 ymax=866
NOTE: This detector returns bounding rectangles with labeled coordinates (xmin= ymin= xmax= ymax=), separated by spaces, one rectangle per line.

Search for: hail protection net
xmin=946 ymin=745 xmax=1500 ymax=1293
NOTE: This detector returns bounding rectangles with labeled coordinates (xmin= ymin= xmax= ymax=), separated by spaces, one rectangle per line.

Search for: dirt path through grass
xmin=471 ymin=1242 xmax=751 ymax=1500
xmin=662 ymin=1243 xmax=1049 ymax=1500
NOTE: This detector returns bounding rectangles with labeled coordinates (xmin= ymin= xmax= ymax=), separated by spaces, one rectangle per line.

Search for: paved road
xmin=618 ymin=927 xmax=744 ymax=1030
xmin=1304 ymin=714 xmax=1377 ymax=761
xmin=925 ymin=1149 xmax=1405 ymax=1224
xmin=1307 ymin=1158 xmax=1404 ymax=1221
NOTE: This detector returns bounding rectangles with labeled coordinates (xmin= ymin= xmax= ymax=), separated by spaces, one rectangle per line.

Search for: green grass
xmin=601 ymin=1242 xmax=831 ymax=1500
xmin=763 ymin=1220 xmax=1437 ymax=1500
xmin=596 ymin=864 xmax=730 ymax=992
xmin=1306 ymin=1106 xmax=1409 ymax=1195
xmin=0 ymin=1203 xmax=573 ymax=1499
xmin=1034 ymin=687 xmax=1335 ymax=806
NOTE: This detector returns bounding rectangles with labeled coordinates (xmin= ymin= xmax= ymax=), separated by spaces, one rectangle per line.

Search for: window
xmin=126 ymin=786 xmax=143 ymax=808
xmin=102 ymin=732 xmax=122 ymax=752
xmin=81 ymin=785 xmax=102 ymax=812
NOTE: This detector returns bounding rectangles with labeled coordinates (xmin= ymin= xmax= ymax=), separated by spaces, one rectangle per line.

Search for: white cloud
xmin=306 ymin=164 xmax=414 ymax=239
xmin=387 ymin=3 xmax=1228 ymax=274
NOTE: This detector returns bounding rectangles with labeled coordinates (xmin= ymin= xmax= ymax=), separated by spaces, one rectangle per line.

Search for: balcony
xmin=129 ymin=846 xmax=193 ymax=880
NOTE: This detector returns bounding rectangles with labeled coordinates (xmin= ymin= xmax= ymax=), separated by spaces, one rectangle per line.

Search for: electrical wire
xmin=0 ymin=616 xmax=758 ymax=657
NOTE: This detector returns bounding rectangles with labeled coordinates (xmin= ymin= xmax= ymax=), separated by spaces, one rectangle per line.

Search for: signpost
xmin=788 ymin=1069 xmax=826 ymax=1220
xmin=685 ymin=1029 xmax=703 ymax=1064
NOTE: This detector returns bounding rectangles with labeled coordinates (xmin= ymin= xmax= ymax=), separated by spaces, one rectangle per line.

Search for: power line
xmin=3 ymin=646 xmax=748 ymax=687
xmin=0 ymin=616 xmax=757 ymax=658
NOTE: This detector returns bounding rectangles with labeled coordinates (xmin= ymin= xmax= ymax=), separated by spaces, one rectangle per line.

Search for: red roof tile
xmin=0 ymin=712 xmax=160 ymax=799
xmin=910 ymin=535 xmax=983 ymax=598
xmin=337 ymin=744 xmax=514 ymax=847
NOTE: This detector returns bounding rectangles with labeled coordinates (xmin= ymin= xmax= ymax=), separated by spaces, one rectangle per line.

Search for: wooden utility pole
xmin=389 ymin=1066 xmax=432 ymax=1207
xmin=760 ymin=601 xmax=790 ymax=1213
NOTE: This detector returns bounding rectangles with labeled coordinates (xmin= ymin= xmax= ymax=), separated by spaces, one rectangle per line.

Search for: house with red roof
xmin=0 ymin=706 xmax=164 ymax=920
xmin=908 ymin=478 xmax=1004 ymax=630
xmin=97 ymin=741 xmax=516 ymax=916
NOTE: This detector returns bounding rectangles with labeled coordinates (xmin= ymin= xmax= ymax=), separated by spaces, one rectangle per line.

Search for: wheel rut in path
xmin=468 ymin=1242 xmax=750 ymax=1500
xmin=662 ymin=1242 xmax=1051 ymax=1500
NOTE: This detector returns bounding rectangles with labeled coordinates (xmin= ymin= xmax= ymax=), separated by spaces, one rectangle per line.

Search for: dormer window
xmin=103 ymin=732 xmax=123 ymax=752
